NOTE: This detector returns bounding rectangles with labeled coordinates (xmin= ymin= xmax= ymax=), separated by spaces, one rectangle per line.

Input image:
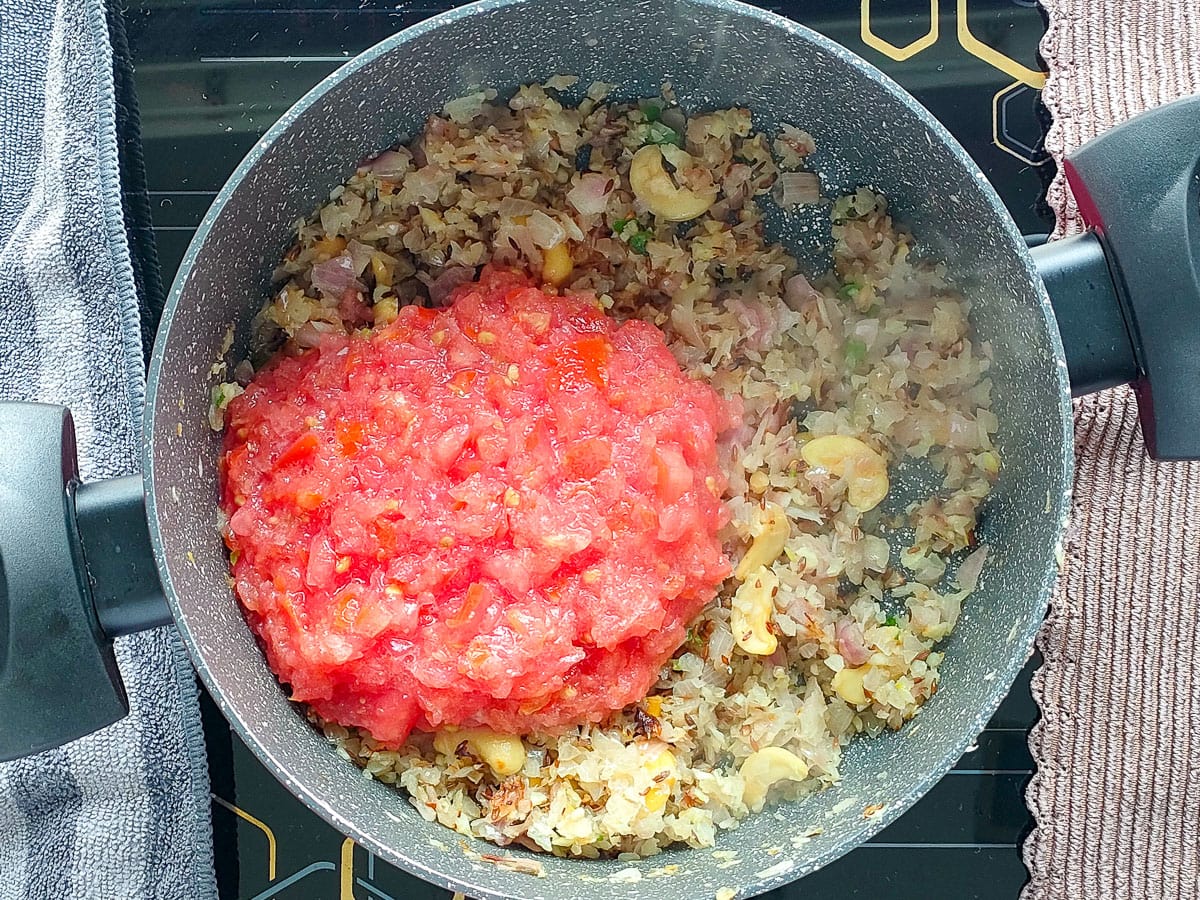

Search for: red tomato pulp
xmin=221 ymin=269 xmax=733 ymax=744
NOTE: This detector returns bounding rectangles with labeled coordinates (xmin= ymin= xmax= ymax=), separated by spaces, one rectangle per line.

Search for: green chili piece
xmin=837 ymin=281 xmax=862 ymax=301
xmin=644 ymin=121 xmax=683 ymax=147
xmin=844 ymin=337 xmax=867 ymax=369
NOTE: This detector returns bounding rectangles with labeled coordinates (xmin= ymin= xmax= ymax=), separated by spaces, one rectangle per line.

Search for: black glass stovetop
xmin=123 ymin=2 xmax=1054 ymax=897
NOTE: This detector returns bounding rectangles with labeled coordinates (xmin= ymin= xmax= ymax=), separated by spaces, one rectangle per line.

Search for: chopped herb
xmin=614 ymin=216 xmax=653 ymax=254
xmin=843 ymin=337 xmax=867 ymax=369
xmin=884 ymin=614 xmax=899 ymax=628
xmin=208 ymin=381 xmax=245 ymax=431
xmin=837 ymin=281 xmax=862 ymax=301
xmin=644 ymin=121 xmax=683 ymax=147
xmin=642 ymin=103 xmax=662 ymax=123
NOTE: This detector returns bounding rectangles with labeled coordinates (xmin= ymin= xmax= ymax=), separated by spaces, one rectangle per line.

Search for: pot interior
xmin=146 ymin=1 xmax=1072 ymax=896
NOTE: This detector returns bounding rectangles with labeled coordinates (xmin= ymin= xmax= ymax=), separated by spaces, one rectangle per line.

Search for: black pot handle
xmin=1028 ymin=91 xmax=1200 ymax=460
xmin=0 ymin=402 xmax=170 ymax=762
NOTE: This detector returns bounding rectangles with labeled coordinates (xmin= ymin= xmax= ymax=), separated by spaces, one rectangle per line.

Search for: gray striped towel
xmin=0 ymin=0 xmax=217 ymax=896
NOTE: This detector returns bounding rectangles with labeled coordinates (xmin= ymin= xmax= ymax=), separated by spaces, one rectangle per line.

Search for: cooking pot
xmin=2 ymin=0 xmax=1197 ymax=897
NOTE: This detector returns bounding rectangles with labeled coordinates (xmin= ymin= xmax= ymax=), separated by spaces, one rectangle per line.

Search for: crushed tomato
xmin=220 ymin=268 xmax=734 ymax=744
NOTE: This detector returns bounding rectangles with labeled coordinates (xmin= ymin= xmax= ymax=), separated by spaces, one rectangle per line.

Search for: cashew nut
xmin=732 ymin=566 xmax=779 ymax=656
xmin=734 ymin=501 xmax=789 ymax=579
xmin=370 ymin=253 xmax=394 ymax=288
xmin=541 ymin=241 xmax=573 ymax=286
xmin=433 ymin=728 xmax=527 ymax=777
xmin=831 ymin=665 xmax=868 ymax=705
xmin=373 ymin=296 xmax=399 ymax=326
xmin=977 ymin=450 xmax=1001 ymax=478
xmin=740 ymin=747 xmax=811 ymax=811
xmin=801 ymin=435 xmax=890 ymax=511
xmin=641 ymin=744 xmax=678 ymax=813
xmin=629 ymin=145 xmax=717 ymax=221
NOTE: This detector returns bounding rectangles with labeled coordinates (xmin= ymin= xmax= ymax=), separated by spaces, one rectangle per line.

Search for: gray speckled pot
xmin=146 ymin=1 xmax=1073 ymax=897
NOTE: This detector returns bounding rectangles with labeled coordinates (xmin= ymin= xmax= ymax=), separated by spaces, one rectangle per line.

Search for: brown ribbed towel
xmin=1024 ymin=3 xmax=1200 ymax=898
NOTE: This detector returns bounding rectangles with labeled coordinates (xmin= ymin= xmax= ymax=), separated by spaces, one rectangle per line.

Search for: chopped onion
xmin=707 ymin=623 xmax=735 ymax=668
xmin=526 ymin=210 xmax=566 ymax=249
xmin=766 ymin=645 xmax=789 ymax=670
xmin=862 ymin=534 xmax=891 ymax=571
xmin=346 ymin=240 xmax=375 ymax=276
xmin=310 ymin=253 xmax=364 ymax=299
xmin=840 ymin=222 xmax=873 ymax=255
xmin=428 ymin=266 xmax=476 ymax=306
xmin=955 ymin=545 xmax=989 ymax=593
xmin=726 ymin=295 xmax=778 ymax=352
xmin=725 ymin=163 xmax=752 ymax=197
xmin=511 ymin=229 xmax=540 ymax=265
xmin=497 ymin=197 xmax=539 ymax=219
xmin=543 ymin=74 xmax=579 ymax=92
xmin=669 ymin=293 xmax=706 ymax=347
xmin=783 ymin=273 xmax=821 ymax=311
xmin=400 ymin=167 xmax=439 ymax=203
xmin=442 ymin=91 xmax=489 ymax=124
xmin=752 ymin=262 xmax=787 ymax=294
xmin=525 ymin=747 xmax=547 ymax=770
xmin=775 ymin=170 xmax=822 ymax=207
xmin=410 ymin=138 xmax=428 ymax=169
xmin=836 ymin=618 xmax=872 ymax=667
xmin=318 ymin=204 xmax=353 ymax=239
xmin=565 ymin=173 xmax=615 ymax=217
xmin=852 ymin=317 xmax=880 ymax=346
xmin=526 ymin=131 xmax=552 ymax=163
xmin=294 ymin=322 xmax=324 ymax=349
xmin=559 ymin=215 xmax=585 ymax=242
xmin=903 ymin=547 xmax=947 ymax=586
xmin=946 ymin=413 xmax=978 ymax=449
xmin=360 ymin=148 xmax=412 ymax=178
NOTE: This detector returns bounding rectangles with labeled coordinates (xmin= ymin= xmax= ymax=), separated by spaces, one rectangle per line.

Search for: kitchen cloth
xmin=0 ymin=0 xmax=217 ymax=897
xmin=1024 ymin=2 xmax=1200 ymax=899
